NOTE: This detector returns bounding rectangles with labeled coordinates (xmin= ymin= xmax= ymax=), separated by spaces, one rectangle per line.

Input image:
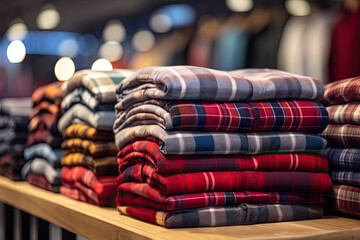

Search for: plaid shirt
xmin=116 ymin=66 xmax=324 ymax=110
xmin=62 ymin=124 xmax=114 ymax=140
xmin=32 ymin=82 xmax=63 ymax=107
xmin=115 ymin=125 xmax=327 ymax=155
xmin=61 ymin=138 xmax=117 ymax=157
xmin=322 ymin=148 xmax=360 ymax=170
xmin=327 ymin=103 xmax=360 ymax=125
xmin=27 ymin=172 xmax=60 ymax=193
xmin=21 ymin=158 xmax=61 ymax=185
xmin=117 ymin=204 xmax=324 ymax=228
xmin=61 ymin=153 xmax=117 ymax=176
xmin=27 ymin=129 xmax=62 ymax=148
xmin=58 ymin=104 xmax=116 ymax=132
xmin=60 ymin=183 xmax=116 ymax=206
xmin=330 ymin=170 xmax=360 ymax=187
xmin=24 ymin=144 xmax=62 ymax=167
xmin=118 ymin=140 xmax=329 ymax=174
xmin=62 ymin=69 xmax=135 ymax=103
xmin=61 ymin=166 xmax=117 ymax=197
xmin=114 ymin=100 xmax=328 ymax=133
xmin=117 ymin=182 xmax=326 ymax=211
xmin=62 ymin=87 xmax=115 ymax=112
xmin=321 ymin=124 xmax=360 ymax=148
xmin=28 ymin=114 xmax=59 ymax=135
xmin=118 ymin=163 xmax=332 ymax=195
xmin=30 ymin=102 xmax=62 ymax=119
xmin=320 ymin=77 xmax=360 ymax=106
xmin=327 ymin=185 xmax=360 ymax=217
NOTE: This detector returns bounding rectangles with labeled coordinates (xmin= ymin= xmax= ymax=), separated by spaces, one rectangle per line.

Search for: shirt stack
xmin=58 ymin=69 xmax=134 ymax=206
xmin=319 ymin=77 xmax=360 ymax=217
xmin=21 ymin=82 xmax=63 ymax=192
xmin=113 ymin=66 xmax=332 ymax=228
xmin=0 ymin=98 xmax=32 ymax=181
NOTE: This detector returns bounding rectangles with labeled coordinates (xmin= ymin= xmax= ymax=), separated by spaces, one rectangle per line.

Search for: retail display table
xmin=0 ymin=176 xmax=359 ymax=240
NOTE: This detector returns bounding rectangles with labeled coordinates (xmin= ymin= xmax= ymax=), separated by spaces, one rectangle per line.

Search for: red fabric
xmin=27 ymin=172 xmax=59 ymax=192
xmin=118 ymin=163 xmax=332 ymax=196
xmin=61 ymin=166 xmax=117 ymax=197
xmin=116 ymin=182 xmax=326 ymax=210
xmin=328 ymin=7 xmax=360 ymax=82
xmin=60 ymin=183 xmax=115 ymax=206
xmin=117 ymin=140 xmax=329 ymax=174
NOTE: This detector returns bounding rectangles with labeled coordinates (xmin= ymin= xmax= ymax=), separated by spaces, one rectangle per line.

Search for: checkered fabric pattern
xmin=330 ymin=170 xmax=360 ymax=187
xmin=327 ymin=185 xmax=360 ymax=217
xmin=61 ymin=138 xmax=117 ymax=157
xmin=58 ymin=104 xmax=116 ymax=132
xmin=319 ymin=76 xmax=360 ymax=106
xmin=326 ymin=103 xmax=360 ymax=125
xmin=30 ymin=102 xmax=62 ymax=119
xmin=31 ymin=81 xmax=63 ymax=107
xmin=23 ymin=144 xmax=62 ymax=167
xmin=27 ymin=129 xmax=62 ymax=148
xmin=118 ymin=163 xmax=332 ymax=195
xmin=61 ymin=153 xmax=117 ymax=176
xmin=322 ymin=148 xmax=360 ymax=170
xmin=116 ymin=67 xmax=324 ymax=111
xmin=62 ymin=69 xmax=135 ymax=103
xmin=118 ymin=140 xmax=329 ymax=174
xmin=115 ymin=125 xmax=327 ymax=154
xmin=320 ymin=124 xmax=360 ymax=148
xmin=61 ymin=87 xmax=115 ymax=112
xmin=28 ymin=114 xmax=59 ymax=134
xmin=117 ymin=204 xmax=324 ymax=228
xmin=62 ymin=124 xmax=114 ymax=140
xmin=61 ymin=166 xmax=117 ymax=197
xmin=27 ymin=172 xmax=60 ymax=193
xmin=117 ymin=182 xmax=326 ymax=211
xmin=114 ymin=100 xmax=328 ymax=133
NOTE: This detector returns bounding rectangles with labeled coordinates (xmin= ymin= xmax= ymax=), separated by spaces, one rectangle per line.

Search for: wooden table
xmin=0 ymin=176 xmax=359 ymax=240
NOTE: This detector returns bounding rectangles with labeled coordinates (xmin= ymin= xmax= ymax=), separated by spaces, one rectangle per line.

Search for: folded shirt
xmin=28 ymin=113 xmax=59 ymax=135
xmin=0 ymin=153 xmax=18 ymax=180
xmin=322 ymin=148 xmax=360 ymax=170
xmin=118 ymin=163 xmax=332 ymax=195
xmin=330 ymin=170 xmax=360 ymax=187
xmin=21 ymin=158 xmax=61 ymax=185
xmin=0 ymin=128 xmax=15 ymax=143
xmin=27 ymin=172 xmax=60 ymax=193
xmin=60 ymin=183 xmax=115 ymax=206
xmin=62 ymin=87 xmax=115 ymax=112
xmin=58 ymin=104 xmax=115 ymax=132
xmin=61 ymin=166 xmax=117 ymax=197
xmin=327 ymin=103 xmax=360 ymax=125
xmin=61 ymin=138 xmax=118 ymax=157
xmin=24 ymin=144 xmax=62 ymax=167
xmin=321 ymin=124 xmax=360 ymax=148
xmin=30 ymin=102 xmax=62 ymax=119
xmin=117 ymin=182 xmax=326 ymax=211
xmin=62 ymin=124 xmax=114 ymax=141
xmin=114 ymin=100 xmax=328 ymax=133
xmin=0 ymin=98 xmax=32 ymax=120
xmin=0 ymin=116 xmax=15 ymax=129
xmin=115 ymin=125 xmax=327 ymax=155
xmin=27 ymin=129 xmax=62 ymax=148
xmin=61 ymin=69 xmax=135 ymax=103
xmin=61 ymin=153 xmax=117 ymax=176
xmin=117 ymin=204 xmax=324 ymax=228
xmin=327 ymin=185 xmax=360 ymax=217
xmin=319 ymin=76 xmax=360 ymax=106
xmin=116 ymin=67 xmax=324 ymax=110
xmin=118 ymin=140 xmax=329 ymax=174
xmin=31 ymin=81 xmax=63 ymax=107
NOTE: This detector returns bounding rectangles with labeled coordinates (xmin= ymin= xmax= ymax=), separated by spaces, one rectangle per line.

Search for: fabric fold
xmin=115 ymin=125 xmax=327 ymax=154
xmin=117 ymin=204 xmax=324 ymax=228
xmin=114 ymin=100 xmax=328 ymax=133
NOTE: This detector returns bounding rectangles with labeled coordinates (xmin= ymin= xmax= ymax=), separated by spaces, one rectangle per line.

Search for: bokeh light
xmin=7 ymin=40 xmax=26 ymax=63
xmin=91 ymin=58 xmax=113 ymax=71
xmin=54 ymin=57 xmax=75 ymax=81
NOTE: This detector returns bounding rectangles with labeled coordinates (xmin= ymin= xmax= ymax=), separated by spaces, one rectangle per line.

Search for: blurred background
xmin=0 ymin=0 xmax=359 ymax=97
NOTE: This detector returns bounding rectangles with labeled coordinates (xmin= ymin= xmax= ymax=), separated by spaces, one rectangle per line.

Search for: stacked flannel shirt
xmin=21 ymin=82 xmax=63 ymax=192
xmin=58 ymin=69 xmax=134 ymax=206
xmin=113 ymin=66 xmax=332 ymax=228
xmin=0 ymin=98 xmax=32 ymax=180
xmin=320 ymin=77 xmax=360 ymax=218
